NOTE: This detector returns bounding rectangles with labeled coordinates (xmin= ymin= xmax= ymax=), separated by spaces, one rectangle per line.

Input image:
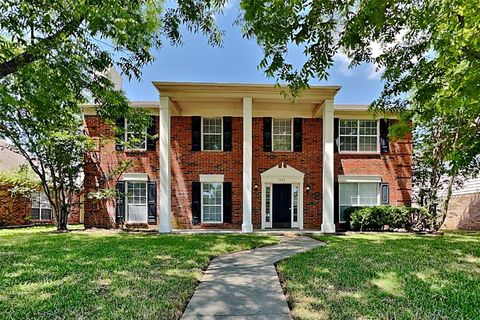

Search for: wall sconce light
xmin=254 ymin=184 xmax=259 ymax=191
xmin=306 ymin=185 xmax=311 ymax=192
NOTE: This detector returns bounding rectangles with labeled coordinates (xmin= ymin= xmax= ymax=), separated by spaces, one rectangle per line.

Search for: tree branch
xmin=0 ymin=19 xmax=83 ymax=78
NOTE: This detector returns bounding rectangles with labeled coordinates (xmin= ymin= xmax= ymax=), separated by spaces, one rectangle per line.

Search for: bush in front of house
xmin=346 ymin=205 xmax=433 ymax=232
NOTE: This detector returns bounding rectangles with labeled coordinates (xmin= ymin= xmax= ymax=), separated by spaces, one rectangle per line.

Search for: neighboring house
xmin=83 ymin=82 xmax=412 ymax=232
xmin=0 ymin=140 xmax=83 ymax=226
xmin=443 ymin=177 xmax=480 ymax=230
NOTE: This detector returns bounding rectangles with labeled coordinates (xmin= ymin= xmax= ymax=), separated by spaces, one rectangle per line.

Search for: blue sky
xmin=123 ymin=4 xmax=384 ymax=104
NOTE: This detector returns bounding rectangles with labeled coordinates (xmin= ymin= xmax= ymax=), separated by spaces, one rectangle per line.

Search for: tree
xmin=0 ymin=0 xmax=227 ymax=230
xmin=240 ymin=0 xmax=480 ymax=228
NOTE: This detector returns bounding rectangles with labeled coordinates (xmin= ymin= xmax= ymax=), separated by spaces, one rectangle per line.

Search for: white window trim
xmin=201 ymin=117 xmax=223 ymax=152
xmin=125 ymin=181 xmax=148 ymax=223
xmin=272 ymin=118 xmax=294 ymax=152
xmin=31 ymin=192 xmax=52 ymax=221
xmin=338 ymin=182 xmax=380 ymax=223
xmin=338 ymin=119 xmax=380 ymax=154
xmin=201 ymin=182 xmax=223 ymax=224
xmin=124 ymin=118 xmax=147 ymax=152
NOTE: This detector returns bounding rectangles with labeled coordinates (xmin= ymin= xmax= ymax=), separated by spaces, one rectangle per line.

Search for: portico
xmin=154 ymin=82 xmax=339 ymax=233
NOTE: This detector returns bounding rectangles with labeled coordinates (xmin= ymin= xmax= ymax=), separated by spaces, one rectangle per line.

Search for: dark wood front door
xmin=272 ymin=184 xmax=291 ymax=228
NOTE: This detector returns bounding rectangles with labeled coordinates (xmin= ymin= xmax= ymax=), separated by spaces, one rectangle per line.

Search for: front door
xmin=272 ymin=184 xmax=291 ymax=228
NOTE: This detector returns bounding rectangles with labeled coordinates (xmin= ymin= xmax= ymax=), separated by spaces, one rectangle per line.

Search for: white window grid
xmin=339 ymin=120 xmax=379 ymax=152
xmin=339 ymin=182 xmax=379 ymax=222
xmin=201 ymin=182 xmax=223 ymax=223
xmin=31 ymin=192 xmax=52 ymax=220
xmin=265 ymin=184 xmax=271 ymax=223
xmin=272 ymin=118 xmax=293 ymax=151
xmin=292 ymin=185 xmax=299 ymax=223
xmin=125 ymin=118 xmax=147 ymax=151
xmin=202 ymin=118 xmax=223 ymax=151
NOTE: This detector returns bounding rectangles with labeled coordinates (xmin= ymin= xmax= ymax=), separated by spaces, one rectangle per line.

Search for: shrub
xmin=347 ymin=205 xmax=433 ymax=232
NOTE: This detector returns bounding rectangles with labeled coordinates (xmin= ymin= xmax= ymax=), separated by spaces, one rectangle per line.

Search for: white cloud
xmin=366 ymin=63 xmax=385 ymax=80
xmin=333 ymin=52 xmax=354 ymax=76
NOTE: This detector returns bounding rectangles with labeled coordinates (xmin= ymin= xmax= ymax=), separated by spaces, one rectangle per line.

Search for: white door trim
xmin=260 ymin=163 xmax=304 ymax=229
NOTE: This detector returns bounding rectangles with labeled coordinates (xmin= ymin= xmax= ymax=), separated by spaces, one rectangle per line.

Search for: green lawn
xmin=0 ymin=226 xmax=277 ymax=320
xmin=277 ymin=232 xmax=480 ymax=320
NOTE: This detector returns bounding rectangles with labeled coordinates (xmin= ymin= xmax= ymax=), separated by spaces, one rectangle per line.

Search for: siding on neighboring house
xmin=443 ymin=178 xmax=480 ymax=230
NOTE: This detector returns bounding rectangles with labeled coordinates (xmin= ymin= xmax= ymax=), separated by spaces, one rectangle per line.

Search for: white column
xmin=321 ymin=99 xmax=336 ymax=233
xmin=242 ymin=97 xmax=253 ymax=233
xmin=159 ymin=96 xmax=172 ymax=233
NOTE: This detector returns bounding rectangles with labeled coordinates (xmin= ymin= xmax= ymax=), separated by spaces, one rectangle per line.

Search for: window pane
xmin=292 ymin=185 xmax=299 ymax=223
xmin=202 ymin=183 xmax=222 ymax=222
xmin=359 ymin=136 xmax=377 ymax=151
xmin=41 ymin=209 xmax=52 ymax=220
xmin=273 ymin=135 xmax=292 ymax=151
xmin=126 ymin=119 xmax=147 ymax=150
xmin=339 ymin=136 xmax=357 ymax=151
xmin=340 ymin=120 xmax=358 ymax=135
xmin=203 ymin=135 xmax=222 ymax=151
xmin=359 ymin=183 xmax=378 ymax=205
xmin=31 ymin=208 xmax=40 ymax=220
xmin=340 ymin=183 xmax=358 ymax=206
xmin=272 ymin=119 xmax=292 ymax=151
xmin=359 ymin=120 xmax=377 ymax=135
xmin=265 ymin=185 xmax=271 ymax=223
xmin=203 ymin=118 xmax=222 ymax=134
xmin=339 ymin=206 xmax=349 ymax=222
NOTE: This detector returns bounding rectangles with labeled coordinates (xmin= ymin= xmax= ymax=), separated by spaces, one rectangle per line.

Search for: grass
xmin=0 ymin=226 xmax=277 ymax=320
xmin=277 ymin=232 xmax=480 ymax=320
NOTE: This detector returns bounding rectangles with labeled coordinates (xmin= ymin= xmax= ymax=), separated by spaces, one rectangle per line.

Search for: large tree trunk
xmin=437 ymin=174 xmax=456 ymax=231
xmin=58 ymin=206 xmax=68 ymax=231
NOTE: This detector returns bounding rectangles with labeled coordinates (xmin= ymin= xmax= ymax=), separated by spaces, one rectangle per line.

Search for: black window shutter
xmin=293 ymin=118 xmax=303 ymax=152
xmin=223 ymin=182 xmax=232 ymax=223
xmin=147 ymin=181 xmax=157 ymax=223
xmin=381 ymin=183 xmax=390 ymax=204
xmin=192 ymin=182 xmax=201 ymax=224
xmin=115 ymin=117 xmax=125 ymax=151
xmin=146 ymin=116 xmax=156 ymax=151
xmin=334 ymin=118 xmax=339 ymax=153
xmin=115 ymin=181 xmax=125 ymax=223
xmin=192 ymin=116 xmax=201 ymax=151
xmin=223 ymin=116 xmax=232 ymax=151
xmin=380 ymin=119 xmax=390 ymax=153
xmin=263 ymin=117 xmax=272 ymax=152
xmin=334 ymin=181 xmax=339 ymax=224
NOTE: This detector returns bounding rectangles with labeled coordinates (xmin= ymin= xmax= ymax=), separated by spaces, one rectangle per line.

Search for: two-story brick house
xmin=83 ymin=82 xmax=412 ymax=232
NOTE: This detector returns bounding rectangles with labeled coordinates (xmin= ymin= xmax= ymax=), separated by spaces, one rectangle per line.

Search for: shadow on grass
xmin=0 ymin=230 xmax=276 ymax=320
xmin=277 ymin=232 xmax=480 ymax=320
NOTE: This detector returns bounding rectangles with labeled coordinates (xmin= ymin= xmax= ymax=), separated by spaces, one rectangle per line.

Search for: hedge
xmin=345 ymin=205 xmax=433 ymax=232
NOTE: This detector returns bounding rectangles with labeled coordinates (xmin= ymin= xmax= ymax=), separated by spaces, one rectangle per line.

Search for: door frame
xmin=261 ymin=163 xmax=304 ymax=229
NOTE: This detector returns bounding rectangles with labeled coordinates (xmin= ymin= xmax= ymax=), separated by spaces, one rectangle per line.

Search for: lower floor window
xmin=31 ymin=192 xmax=52 ymax=220
xmin=126 ymin=182 xmax=147 ymax=222
xmin=202 ymin=182 xmax=222 ymax=223
xmin=339 ymin=182 xmax=379 ymax=222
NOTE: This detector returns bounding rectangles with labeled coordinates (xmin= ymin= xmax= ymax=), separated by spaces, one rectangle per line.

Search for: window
xmin=202 ymin=118 xmax=222 ymax=151
xmin=202 ymin=182 xmax=222 ymax=223
xmin=126 ymin=182 xmax=147 ymax=223
xmin=273 ymin=118 xmax=292 ymax=151
xmin=339 ymin=120 xmax=378 ymax=152
xmin=339 ymin=183 xmax=379 ymax=222
xmin=125 ymin=119 xmax=147 ymax=151
xmin=265 ymin=185 xmax=271 ymax=223
xmin=292 ymin=185 xmax=299 ymax=223
xmin=31 ymin=192 xmax=52 ymax=220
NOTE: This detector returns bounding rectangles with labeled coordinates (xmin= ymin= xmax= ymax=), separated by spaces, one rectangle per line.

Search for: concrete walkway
xmin=181 ymin=236 xmax=323 ymax=320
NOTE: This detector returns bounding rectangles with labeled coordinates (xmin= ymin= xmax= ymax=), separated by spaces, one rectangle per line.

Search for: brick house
xmin=83 ymin=82 xmax=412 ymax=232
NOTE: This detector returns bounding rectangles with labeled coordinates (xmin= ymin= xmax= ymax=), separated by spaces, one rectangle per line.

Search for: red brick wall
xmin=83 ymin=115 xmax=160 ymax=229
xmin=334 ymin=132 xmax=413 ymax=228
xmin=252 ymin=118 xmax=323 ymax=229
xmin=83 ymin=115 xmax=412 ymax=230
xmin=171 ymin=116 xmax=243 ymax=228
xmin=0 ymin=184 xmax=81 ymax=226
xmin=0 ymin=185 xmax=31 ymax=226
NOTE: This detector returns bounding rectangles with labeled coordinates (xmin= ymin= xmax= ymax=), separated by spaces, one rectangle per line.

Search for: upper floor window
xmin=31 ymin=192 xmax=52 ymax=220
xmin=202 ymin=118 xmax=223 ymax=151
xmin=125 ymin=119 xmax=147 ymax=151
xmin=339 ymin=120 xmax=378 ymax=152
xmin=272 ymin=118 xmax=292 ymax=151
